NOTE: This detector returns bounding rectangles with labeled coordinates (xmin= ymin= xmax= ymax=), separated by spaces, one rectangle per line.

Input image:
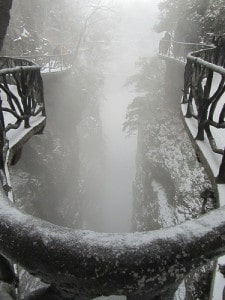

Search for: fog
xmin=99 ymin=0 xmax=160 ymax=232
xmin=11 ymin=0 xmax=161 ymax=233
xmin=5 ymin=0 xmax=216 ymax=298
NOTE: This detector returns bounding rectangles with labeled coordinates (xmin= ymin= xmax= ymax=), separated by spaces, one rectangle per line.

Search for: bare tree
xmin=0 ymin=0 xmax=13 ymax=51
xmin=72 ymin=0 xmax=114 ymax=61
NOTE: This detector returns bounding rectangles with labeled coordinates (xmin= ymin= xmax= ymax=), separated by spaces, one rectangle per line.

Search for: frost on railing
xmin=159 ymin=40 xmax=208 ymax=62
xmin=21 ymin=53 xmax=73 ymax=73
xmin=0 ymin=56 xmax=46 ymax=192
xmin=159 ymin=39 xmax=225 ymax=183
xmin=0 ymin=49 xmax=225 ymax=299
xmin=182 ymin=47 xmax=225 ymax=183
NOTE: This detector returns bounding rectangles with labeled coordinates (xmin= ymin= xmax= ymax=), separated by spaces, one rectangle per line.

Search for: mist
xmin=9 ymin=0 xmax=162 ymax=234
xmin=2 ymin=0 xmax=219 ymax=298
xmin=99 ymin=0 xmax=160 ymax=232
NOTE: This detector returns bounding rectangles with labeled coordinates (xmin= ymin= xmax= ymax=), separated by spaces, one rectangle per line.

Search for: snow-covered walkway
xmin=181 ymin=72 xmax=225 ymax=300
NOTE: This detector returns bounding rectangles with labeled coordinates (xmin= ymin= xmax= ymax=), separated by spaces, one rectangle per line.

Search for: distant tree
xmin=0 ymin=0 xmax=13 ymax=51
xmin=200 ymin=0 xmax=225 ymax=36
xmin=2 ymin=0 xmax=113 ymax=67
xmin=71 ymin=0 xmax=114 ymax=61
xmin=2 ymin=0 xmax=55 ymax=56
xmin=123 ymin=57 xmax=165 ymax=135
xmin=154 ymin=0 xmax=213 ymax=42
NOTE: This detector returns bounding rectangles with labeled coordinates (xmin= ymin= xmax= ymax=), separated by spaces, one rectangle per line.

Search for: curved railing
xmin=160 ymin=40 xmax=225 ymax=184
xmin=20 ymin=53 xmax=73 ymax=73
xmin=160 ymin=40 xmax=225 ymax=299
xmin=159 ymin=40 xmax=208 ymax=62
xmin=0 ymin=56 xmax=46 ymax=298
xmin=182 ymin=46 xmax=225 ymax=183
xmin=0 ymin=57 xmax=46 ymax=194
xmin=0 ymin=50 xmax=225 ymax=298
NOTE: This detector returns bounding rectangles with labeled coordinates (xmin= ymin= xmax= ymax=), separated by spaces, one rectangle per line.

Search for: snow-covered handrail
xmin=0 ymin=50 xmax=225 ymax=298
xmin=159 ymin=40 xmax=225 ymax=183
xmin=0 ymin=56 xmax=46 ymax=192
xmin=1 ymin=183 xmax=225 ymax=299
xmin=182 ymin=45 xmax=225 ymax=183
xmin=159 ymin=39 xmax=209 ymax=62
xmin=0 ymin=57 xmax=46 ymax=130
xmin=19 ymin=53 xmax=73 ymax=73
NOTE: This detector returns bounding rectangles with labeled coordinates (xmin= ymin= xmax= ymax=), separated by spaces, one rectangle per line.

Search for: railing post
xmin=0 ymin=98 xmax=5 ymax=171
xmin=0 ymin=97 xmax=10 ymax=194
xmin=216 ymin=149 xmax=225 ymax=184
xmin=185 ymin=89 xmax=194 ymax=117
xmin=61 ymin=55 xmax=63 ymax=71
xmin=49 ymin=57 xmax=51 ymax=73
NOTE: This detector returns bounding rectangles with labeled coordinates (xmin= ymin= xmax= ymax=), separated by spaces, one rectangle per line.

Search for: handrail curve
xmin=183 ymin=44 xmax=225 ymax=183
xmin=0 ymin=57 xmax=46 ymax=193
xmin=20 ymin=53 xmax=73 ymax=73
xmin=159 ymin=40 xmax=225 ymax=183
xmin=1 ymin=185 xmax=225 ymax=298
xmin=0 ymin=51 xmax=225 ymax=298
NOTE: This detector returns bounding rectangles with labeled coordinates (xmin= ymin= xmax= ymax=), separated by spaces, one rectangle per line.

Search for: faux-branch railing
xmin=0 ymin=52 xmax=225 ymax=299
xmin=160 ymin=40 xmax=225 ymax=183
xmin=21 ymin=53 xmax=73 ymax=73
xmin=182 ymin=46 xmax=225 ymax=183
xmin=159 ymin=40 xmax=207 ymax=62
xmin=0 ymin=56 xmax=46 ymax=194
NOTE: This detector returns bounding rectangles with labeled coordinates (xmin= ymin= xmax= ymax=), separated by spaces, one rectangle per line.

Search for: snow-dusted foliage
xmin=124 ymin=57 xmax=213 ymax=232
xmin=155 ymin=0 xmax=225 ymax=43
xmin=2 ymin=0 xmax=114 ymax=61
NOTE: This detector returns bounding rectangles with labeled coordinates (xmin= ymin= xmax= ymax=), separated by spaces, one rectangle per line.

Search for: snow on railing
xmin=0 ymin=56 xmax=46 ymax=194
xmin=160 ymin=40 xmax=225 ymax=183
xmin=160 ymin=40 xmax=225 ymax=300
xmin=0 ymin=56 xmax=47 ymax=299
xmin=182 ymin=46 xmax=225 ymax=184
xmin=0 ymin=47 xmax=225 ymax=298
xmin=159 ymin=40 xmax=208 ymax=62
xmin=20 ymin=53 xmax=73 ymax=73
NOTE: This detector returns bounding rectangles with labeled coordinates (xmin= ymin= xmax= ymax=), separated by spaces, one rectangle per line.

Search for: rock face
xmin=132 ymin=59 xmax=213 ymax=232
xmin=0 ymin=0 xmax=12 ymax=51
xmin=131 ymin=58 xmax=216 ymax=298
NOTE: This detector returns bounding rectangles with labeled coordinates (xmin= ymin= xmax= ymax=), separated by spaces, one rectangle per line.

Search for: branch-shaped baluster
xmin=178 ymin=43 xmax=225 ymax=182
xmin=216 ymin=149 xmax=225 ymax=183
xmin=0 ymin=82 xmax=24 ymax=122
xmin=0 ymin=96 xmax=10 ymax=194
xmin=208 ymin=77 xmax=225 ymax=127
xmin=0 ymin=57 xmax=46 ymax=140
xmin=182 ymin=59 xmax=192 ymax=104
xmin=34 ymin=71 xmax=46 ymax=117
xmin=192 ymin=64 xmax=212 ymax=141
xmin=219 ymin=103 xmax=225 ymax=125
xmin=1 ymin=75 xmax=18 ymax=113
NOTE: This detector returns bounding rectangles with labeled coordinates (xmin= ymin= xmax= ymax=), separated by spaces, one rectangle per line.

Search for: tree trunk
xmin=0 ymin=0 xmax=13 ymax=51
